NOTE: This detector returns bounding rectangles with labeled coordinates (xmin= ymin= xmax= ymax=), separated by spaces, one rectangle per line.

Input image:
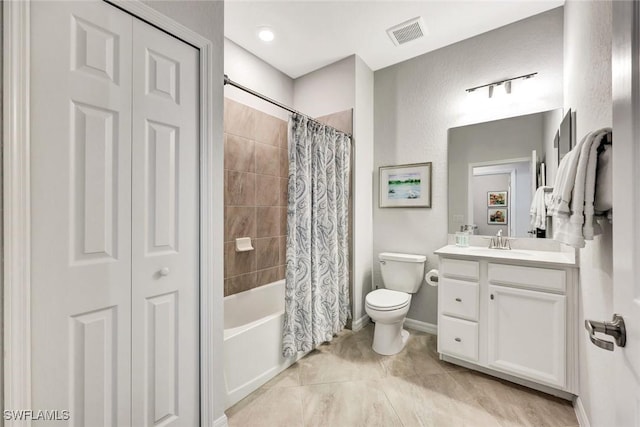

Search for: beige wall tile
xmin=255 ymin=111 xmax=283 ymax=147
xmin=223 ymin=100 xmax=293 ymax=294
xmin=279 ymin=148 xmax=288 ymax=178
xmin=225 ymin=272 xmax=257 ymax=297
xmin=225 ymin=170 xmax=256 ymax=206
xmin=255 ymin=175 xmax=280 ymax=206
xmin=279 ymin=207 xmax=287 ymax=236
xmin=225 ymin=241 xmax=257 ymax=277
xmin=225 ymin=206 xmax=256 ymax=242
xmin=225 ymin=134 xmax=255 ymax=173
xmin=255 ymin=143 xmax=280 ymax=176
xmin=257 ymin=267 xmax=280 ymax=286
xmin=256 ymin=206 xmax=280 ymax=237
xmin=316 ymin=109 xmax=353 ymax=135
xmin=224 ymin=98 xmax=256 ymax=139
xmin=277 ymin=265 xmax=285 ymax=281
xmin=279 ymin=236 xmax=287 ymax=265
xmin=255 ymin=237 xmax=280 ymax=270
xmin=279 ymin=178 xmax=288 ymax=206
xmin=278 ymin=120 xmax=288 ymax=149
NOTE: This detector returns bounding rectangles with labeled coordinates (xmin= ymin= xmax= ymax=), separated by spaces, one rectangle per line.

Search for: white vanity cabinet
xmin=435 ymin=245 xmax=578 ymax=396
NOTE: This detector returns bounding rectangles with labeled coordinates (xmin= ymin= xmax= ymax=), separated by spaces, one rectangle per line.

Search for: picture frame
xmin=379 ymin=162 xmax=432 ymax=208
xmin=487 ymin=191 xmax=508 ymax=207
xmin=488 ymin=208 xmax=508 ymax=225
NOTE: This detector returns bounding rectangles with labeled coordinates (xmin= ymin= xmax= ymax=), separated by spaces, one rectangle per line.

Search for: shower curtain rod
xmin=224 ymin=74 xmax=353 ymax=138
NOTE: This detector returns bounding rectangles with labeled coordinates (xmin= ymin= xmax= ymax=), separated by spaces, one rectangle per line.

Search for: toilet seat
xmin=365 ymin=289 xmax=410 ymax=311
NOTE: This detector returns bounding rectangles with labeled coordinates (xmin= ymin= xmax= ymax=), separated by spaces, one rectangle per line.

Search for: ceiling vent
xmin=386 ymin=17 xmax=427 ymax=46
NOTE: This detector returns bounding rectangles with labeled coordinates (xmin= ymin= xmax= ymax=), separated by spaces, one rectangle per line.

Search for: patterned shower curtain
xmin=282 ymin=113 xmax=351 ymax=357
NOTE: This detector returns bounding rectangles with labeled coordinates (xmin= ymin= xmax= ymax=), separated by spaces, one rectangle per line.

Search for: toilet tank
xmin=379 ymin=252 xmax=427 ymax=293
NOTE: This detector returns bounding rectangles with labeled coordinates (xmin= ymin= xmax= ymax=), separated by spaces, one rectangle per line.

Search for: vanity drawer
xmin=488 ymin=263 xmax=566 ymax=293
xmin=440 ymin=277 xmax=479 ymax=321
xmin=440 ymin=258 xmax=479 ymax=281
xmin=438 ymin=315 xmax=478 ymax=362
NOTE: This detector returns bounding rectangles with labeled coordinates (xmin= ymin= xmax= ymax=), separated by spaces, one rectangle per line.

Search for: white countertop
xmin=434 ymin=245 xmax=577 ymax=267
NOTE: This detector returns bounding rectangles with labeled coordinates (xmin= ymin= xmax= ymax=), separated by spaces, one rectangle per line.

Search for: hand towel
xmin=530 ymin=186 xmax=552 ymax=230
xmin=549 ymin=132 xmax=588 ymax=216
xmin=552 ymin=128 xmax=611 ymax=248
xmin=583 ymin=131 xmax=609 ymax=239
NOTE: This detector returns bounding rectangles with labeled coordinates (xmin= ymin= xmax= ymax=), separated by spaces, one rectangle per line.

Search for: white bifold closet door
xmin=30 ymin=1 xmax=199 ymax=426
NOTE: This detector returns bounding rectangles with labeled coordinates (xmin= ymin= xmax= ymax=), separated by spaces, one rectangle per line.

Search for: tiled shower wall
xmin=224 ymin=98 xmax=288 ymax=296
xmin=223 ymin=97 xmax=354 ymax=297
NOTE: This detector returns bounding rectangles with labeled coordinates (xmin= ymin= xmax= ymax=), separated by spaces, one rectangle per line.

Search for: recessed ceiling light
xmin=257 ymin=27 xmax=275 ymax=42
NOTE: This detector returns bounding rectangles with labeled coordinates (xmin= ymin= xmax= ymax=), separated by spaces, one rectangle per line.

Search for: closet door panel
xmin=30 ymin=2 xmax=133 ymax=426
xmin=131 ymin=19 xmax=200 ymax=427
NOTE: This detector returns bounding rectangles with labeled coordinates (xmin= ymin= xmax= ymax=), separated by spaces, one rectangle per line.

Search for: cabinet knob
xmin=454 ymin=337 xmax=462 ymax=342
xmin=159 ymin=267 xmax=170 ymax=277
xmin=490 ymin=294 xmax=494 ymax=300
xmin=455 ymin=298 xmax=462 ymax=302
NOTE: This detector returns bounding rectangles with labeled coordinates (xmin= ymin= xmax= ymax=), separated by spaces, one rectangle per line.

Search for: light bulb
xmin=258 ymin=27 xmax=275 ymax=42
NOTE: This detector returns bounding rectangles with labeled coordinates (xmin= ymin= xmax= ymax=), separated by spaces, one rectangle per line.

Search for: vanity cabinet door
xmin=487 ymin=285 xmax=566 ymax=389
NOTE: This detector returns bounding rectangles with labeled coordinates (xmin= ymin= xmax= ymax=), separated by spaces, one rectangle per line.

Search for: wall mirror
xmin=448 ymin=109 xmax=563 ymax=238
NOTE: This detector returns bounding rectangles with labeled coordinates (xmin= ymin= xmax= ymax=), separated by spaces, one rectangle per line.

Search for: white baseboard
xmin=214 ymin=414 xmax=228 ymax=427
xmin=573 ymin=396 xmax=591 ymax=427
xmin=352 ymin=314 xmax=370 ymax=331
xmin=404 ymin=318 xmax=437 ymax=335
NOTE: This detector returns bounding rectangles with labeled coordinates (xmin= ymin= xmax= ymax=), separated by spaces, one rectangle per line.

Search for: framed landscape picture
xmin=488 ymin=208 xmax=508 ymax=225
xmin=487 ymin=191 xmax=508 ymax=207
xmin=379 ymin=162 xmax=432 ymax=208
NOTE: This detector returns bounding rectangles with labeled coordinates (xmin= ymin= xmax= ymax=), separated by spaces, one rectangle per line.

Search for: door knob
xmin=585 ymin=314 xmax=626 ymax=351
xmin=159 ymin=267 xmax=170 ymax=277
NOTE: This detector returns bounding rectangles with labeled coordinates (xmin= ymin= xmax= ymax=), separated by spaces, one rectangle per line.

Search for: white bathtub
xmin=224 ymin=279 xmax=299 ymax=408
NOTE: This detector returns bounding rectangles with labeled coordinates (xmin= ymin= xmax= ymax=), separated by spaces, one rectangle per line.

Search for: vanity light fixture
xmin=466 ymin=72 xmax=537 ymax=98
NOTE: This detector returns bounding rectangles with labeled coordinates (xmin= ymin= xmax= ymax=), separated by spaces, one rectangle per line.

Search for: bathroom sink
xmin=464 ymin=247 xmax=531 ymax=257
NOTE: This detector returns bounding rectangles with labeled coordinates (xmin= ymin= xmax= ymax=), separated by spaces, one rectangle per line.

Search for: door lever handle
xmin=585 ymin=314 xmax=626 ymax=351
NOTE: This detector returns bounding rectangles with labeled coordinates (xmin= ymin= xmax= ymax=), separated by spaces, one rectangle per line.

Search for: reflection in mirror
xmin=448 ymin=109 xmax=563 ymax=238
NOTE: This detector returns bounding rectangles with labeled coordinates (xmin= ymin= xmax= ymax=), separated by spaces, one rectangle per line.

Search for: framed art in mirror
xmin=379 ymin=162 xmax=432 ymax=208
xmin=488 ymin=191 xmax=508 ymax=207
xmin=488 ymin=208 xmax=508 ymax=224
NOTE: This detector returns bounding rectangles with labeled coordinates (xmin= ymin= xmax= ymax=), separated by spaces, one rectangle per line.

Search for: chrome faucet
xmin=489 ymin=229 xmax=512 ymax=250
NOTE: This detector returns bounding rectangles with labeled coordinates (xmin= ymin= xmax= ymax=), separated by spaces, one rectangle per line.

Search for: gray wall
xmin=563 ymin=1 xmax=614 ymax=425
xmin=353 ymin=56 xmax=374 ymax=325
xmin=1 ymin=2 xmax=4 ymax=422
xmin=224 ymin=38 xmax=294 ymax=120
xmin=473 ymin=174 xmax=510 ymax=236
xmin=373 ymin=6 xmax=564 ymax=325
xmin=294 ymin=56 xmax=355 ymax=118
xmin=542 ymin=109 xmax=562 ymax=185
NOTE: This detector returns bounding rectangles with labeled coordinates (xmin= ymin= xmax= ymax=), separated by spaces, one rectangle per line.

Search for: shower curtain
xmin=282 ymin=113 xmax=351 ymax=357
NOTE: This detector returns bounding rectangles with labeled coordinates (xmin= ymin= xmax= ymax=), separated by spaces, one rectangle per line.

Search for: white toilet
xmin=365 ymin=252 xmax=426 ymax=355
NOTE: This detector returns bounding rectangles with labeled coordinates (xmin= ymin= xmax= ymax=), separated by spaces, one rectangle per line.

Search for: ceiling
xmin=225 ymin=0 xmax=564 ymax=79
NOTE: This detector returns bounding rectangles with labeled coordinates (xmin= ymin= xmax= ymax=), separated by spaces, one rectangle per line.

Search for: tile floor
xmin=226 ymin=325 xmax=578 ymax=427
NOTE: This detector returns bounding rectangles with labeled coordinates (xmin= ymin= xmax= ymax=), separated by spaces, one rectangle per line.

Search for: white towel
xmin=583 ymin=132 xmax=607 ymax=239
xmin=549 ymin=134 xmax=585 ymax=216
xmin=551 ymin=128 xmax=611 ymax=248
xmin=530 ymin=186 xmax=552 ymax=230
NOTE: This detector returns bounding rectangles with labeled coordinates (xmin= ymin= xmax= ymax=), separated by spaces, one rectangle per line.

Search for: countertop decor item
xmin=379 ymin=162 xmax=432 ymax=208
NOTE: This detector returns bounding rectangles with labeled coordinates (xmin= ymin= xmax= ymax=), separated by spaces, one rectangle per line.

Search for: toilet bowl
xmin=366 ymin=252 xmax=426 ymax=355
xmin=365 ymin=289 xmax=412 ymax=355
